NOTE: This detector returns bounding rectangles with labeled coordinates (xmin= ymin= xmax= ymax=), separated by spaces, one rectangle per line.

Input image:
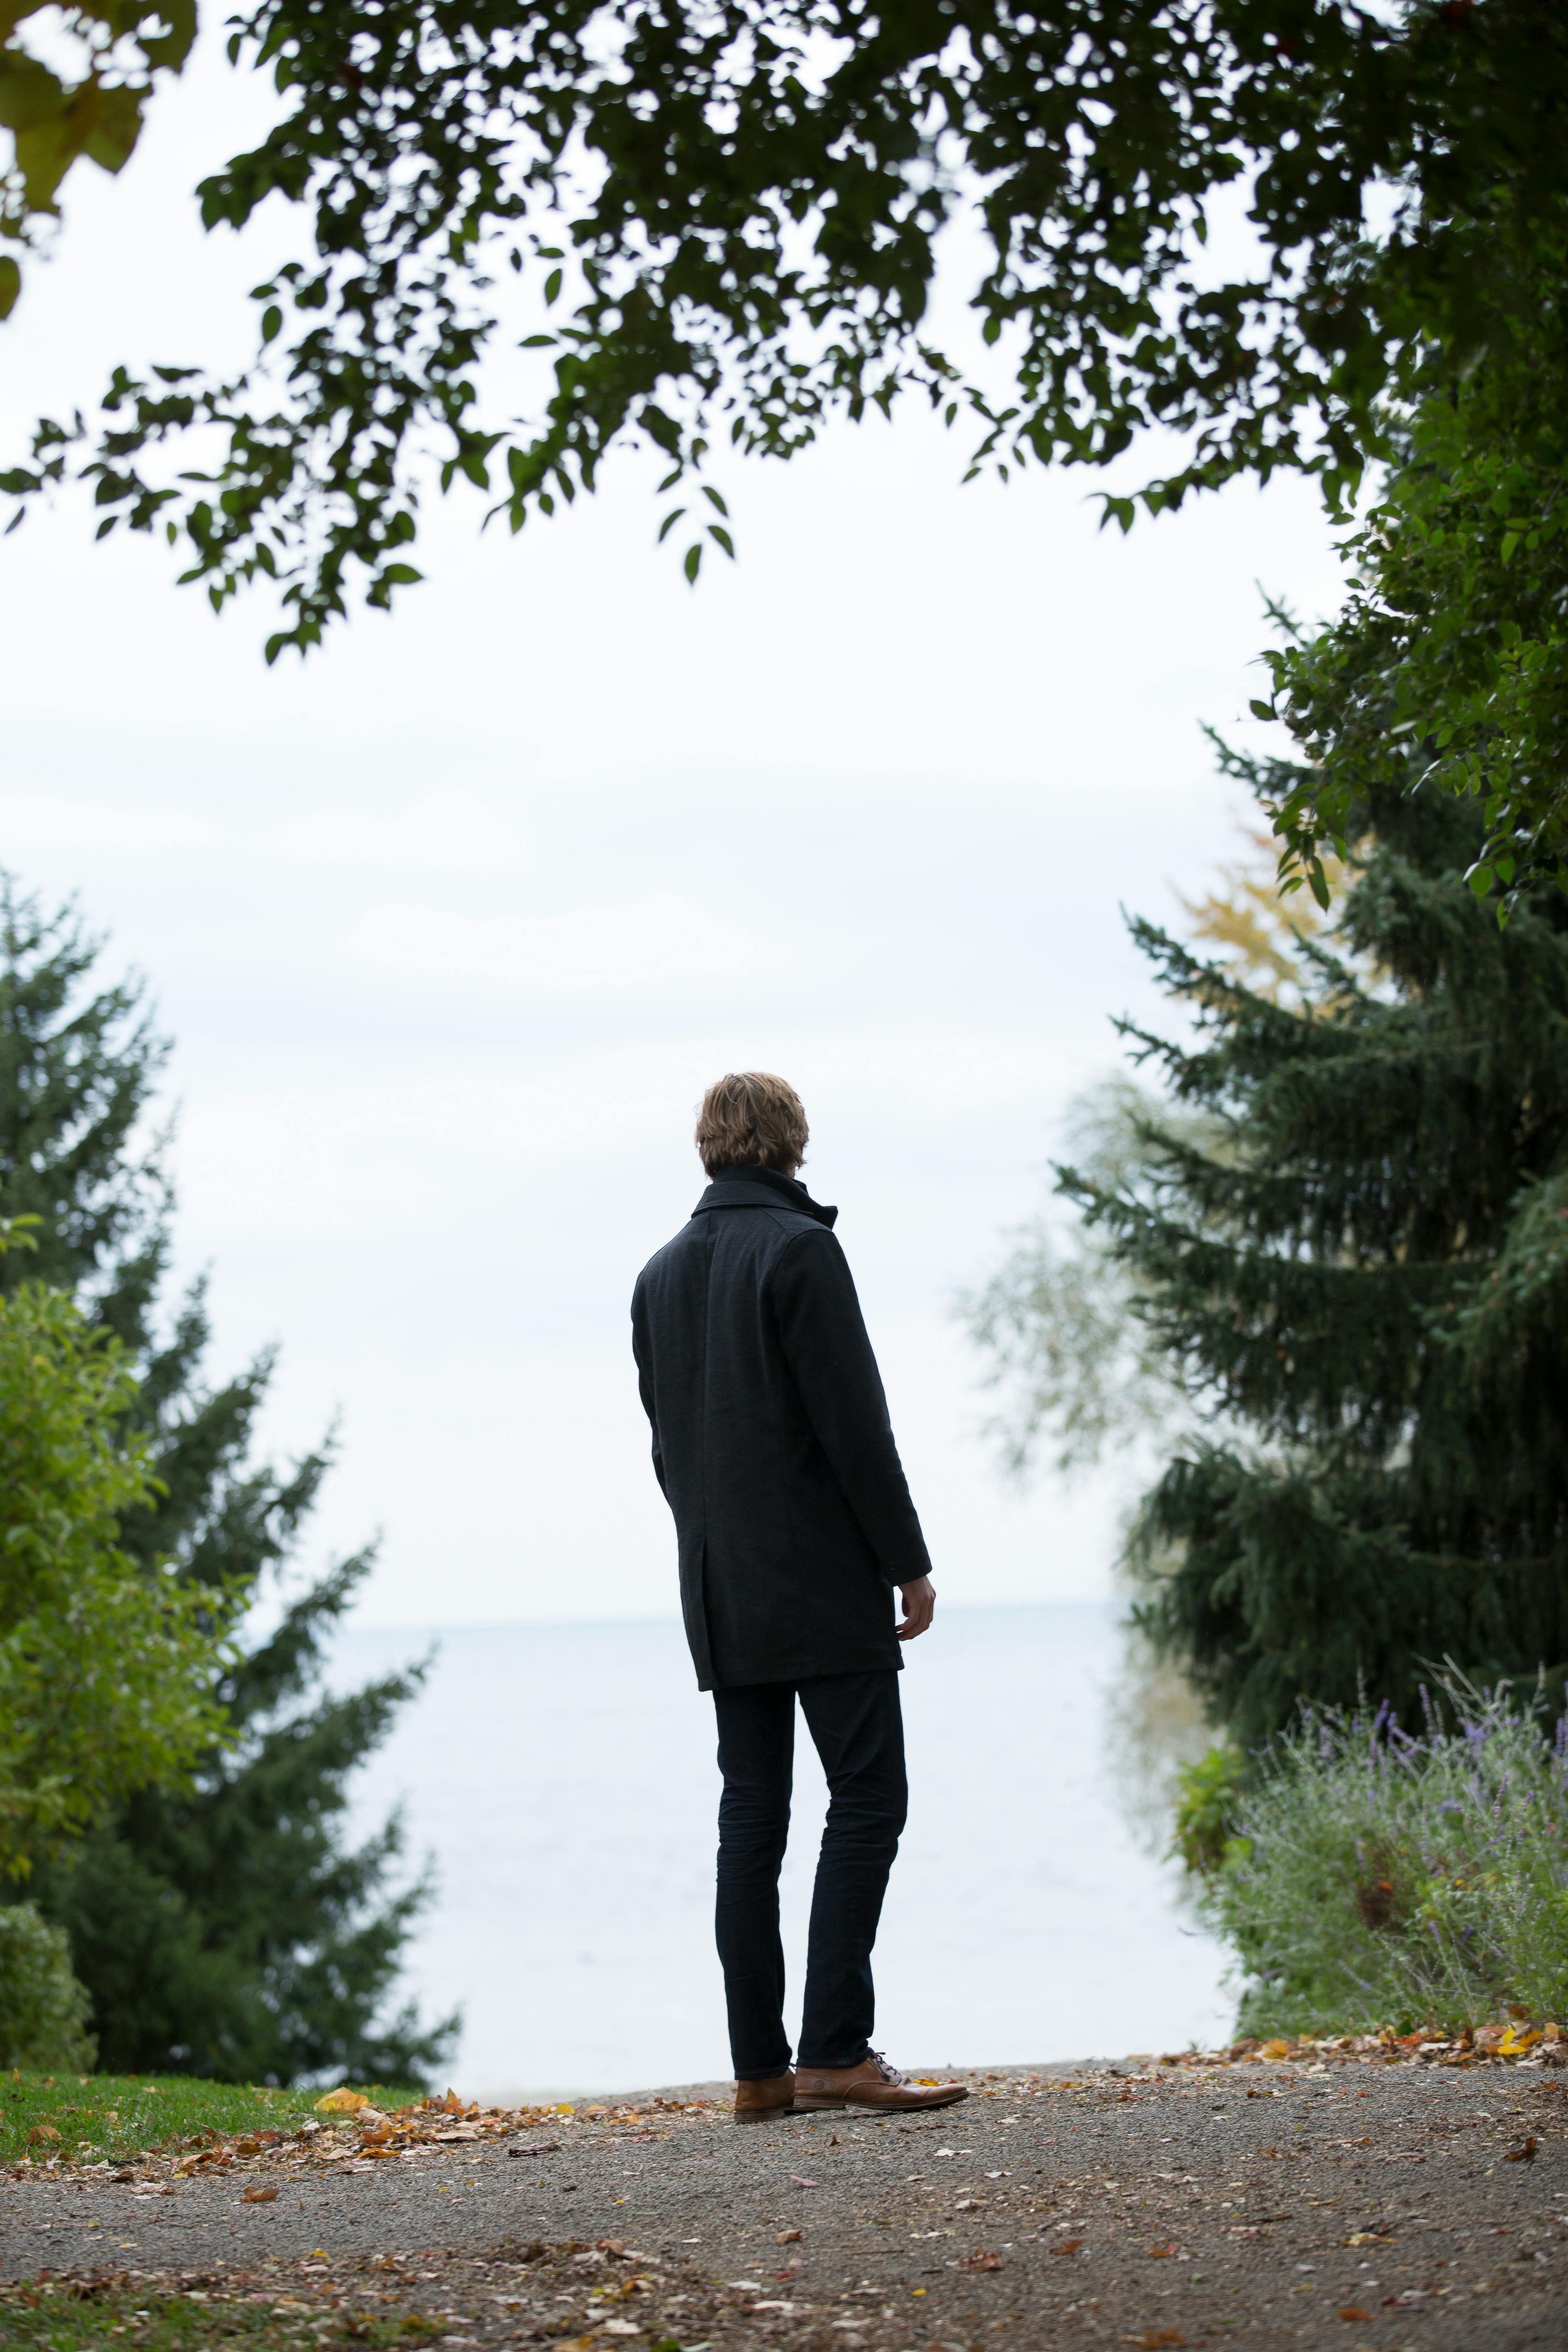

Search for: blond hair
xmin=695 ymin=1072 xmax=809 ymax=1178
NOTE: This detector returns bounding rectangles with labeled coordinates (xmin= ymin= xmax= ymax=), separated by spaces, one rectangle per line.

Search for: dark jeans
xmin=713 ymin=1668 xmax=907 ymax=2080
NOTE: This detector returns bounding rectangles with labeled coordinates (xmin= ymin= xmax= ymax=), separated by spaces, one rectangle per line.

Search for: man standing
xmin=631 ymin=1071 xmax=967 ymax=2121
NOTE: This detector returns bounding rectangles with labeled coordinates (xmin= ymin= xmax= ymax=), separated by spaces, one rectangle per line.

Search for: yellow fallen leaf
xmin=315 ymin=2089 xmax=371 ymax=2113
xmin=1259 ymin=2040 xmax=1291 ymax=2060
xmin=1497 ymin=2025 xmax=1541 ymax=2058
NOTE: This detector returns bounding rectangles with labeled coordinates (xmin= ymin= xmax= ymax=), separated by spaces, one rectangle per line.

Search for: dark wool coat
xmin=630 ymin=1165 xmax=933 ymax=1690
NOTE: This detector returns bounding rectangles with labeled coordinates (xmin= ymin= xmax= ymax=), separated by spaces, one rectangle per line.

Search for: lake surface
xmin=332 ymin=1604 xmax=1232 ymax=2100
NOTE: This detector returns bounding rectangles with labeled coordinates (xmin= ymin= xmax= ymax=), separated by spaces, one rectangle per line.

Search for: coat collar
xmin=693 ymin=1164 xmax=838 ymax=1228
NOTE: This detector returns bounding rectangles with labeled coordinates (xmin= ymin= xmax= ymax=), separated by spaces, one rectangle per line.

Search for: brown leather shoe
xmin=734 ymin=2070 xmax=796 ymax=2122
xmin=793 ymin=2051 xmax=968 ymax=2111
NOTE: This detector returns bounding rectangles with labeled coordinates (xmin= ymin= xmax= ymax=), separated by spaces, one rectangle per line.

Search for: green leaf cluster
xmin=1264 ymin=329 xmax=1568 ymax=910
xmin=0 ymin=2 xmax=197 ymax=313
xmin=0 ymin=1902 xmax=96 ymax=2069
xmin=0 ymin=1228 xmax=237 ymax=1880
xmin=8 ymin=0 xmax=1567 ymax=659
xmin=1170 ymin=1742 xmax=1252 ymax=1879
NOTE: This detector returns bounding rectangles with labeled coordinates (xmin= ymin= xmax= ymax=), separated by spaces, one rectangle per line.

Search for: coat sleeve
xmin=629 ymin=1278 xmax=668 ymax=1499
xmin=769 ymin=1227 xmax=933 ymax=1588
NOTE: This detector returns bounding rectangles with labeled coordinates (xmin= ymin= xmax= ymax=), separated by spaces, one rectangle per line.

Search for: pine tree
xmin=1 ymin=878 xmax=457 ymax=2081
xmin=1058 ymin=770 xmax=1568 ymax=1751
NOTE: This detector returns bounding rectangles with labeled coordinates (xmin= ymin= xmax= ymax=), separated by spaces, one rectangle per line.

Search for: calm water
xmin=332 ymin=1604 xmax=1232 ymax=2099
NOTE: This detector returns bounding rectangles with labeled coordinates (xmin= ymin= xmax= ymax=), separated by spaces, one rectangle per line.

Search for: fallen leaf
xmin=1259 ymin=2040 xmax=1291 ymax=2060
xmin=27 ymin=2125 xmax=59 ymax=2143
xmin=315 ymin=2089 xmax=371 ymax=2114
xmin=1129 ymin=2332 xmax=1186 ymax=2350
xmin=1504 ymin=2137 xmax=1538 ymax=2163
xmin=510 ymin=2140 xmax=561 ymax=2158
xmin=776 ymin=2229 xmax=802 ymax=2243
xmin=955 ymin=2250 xmax=1003 ymax=2272
xmin=242 ymin=2186 xmax=279 ymax=2204
xmin=1497 ymin=2026 xmax=1541 ymax=2058
xmin=1147 ymin=2244 xmax=1178 ymax=2258
xmin=1338 ymin=2308 xmax=1371 ymax=2324
xmin=1050 ymin=2239 xmax=1083 ymax=2257
xmin=790 ymin=2176 xmax=819 ymax=2187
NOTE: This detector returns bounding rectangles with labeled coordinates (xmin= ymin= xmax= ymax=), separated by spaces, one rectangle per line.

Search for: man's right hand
xmin=897 ymin=1576 xmax=935 ymax=1641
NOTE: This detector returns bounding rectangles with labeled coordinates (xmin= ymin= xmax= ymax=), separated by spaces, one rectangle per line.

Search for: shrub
xmin=0 ymin=1256 xmax=239 ymax=1878
xmin=1202 ymin=1676 xmax=1568 ymax=2039
xmin=0 ymin=1904 xmax=95 ymax=2071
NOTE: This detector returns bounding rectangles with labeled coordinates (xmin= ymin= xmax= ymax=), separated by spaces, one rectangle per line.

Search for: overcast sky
xmin=0 ymin=43 xmax=1348 ymax=1630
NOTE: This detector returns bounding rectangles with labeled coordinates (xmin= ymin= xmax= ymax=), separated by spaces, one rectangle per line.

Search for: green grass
xmin=0 ymin=2281 xmax=431 ymax=2350
xmin=0 ymin=2073 xmax=425 ymax=2168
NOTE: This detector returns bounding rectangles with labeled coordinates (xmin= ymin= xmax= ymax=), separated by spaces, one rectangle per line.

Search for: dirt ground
xmin=3 ymin=2054 xmax=1566 ymax=2350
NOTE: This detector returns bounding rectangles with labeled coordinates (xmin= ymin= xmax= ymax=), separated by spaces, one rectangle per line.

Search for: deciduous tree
xmin=0 ymin=1220 xmax=234 ymax=1880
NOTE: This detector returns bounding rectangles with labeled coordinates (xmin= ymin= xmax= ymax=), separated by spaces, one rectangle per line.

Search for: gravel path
xmin=3 ymin=2056 xmax=1566 ymax=2350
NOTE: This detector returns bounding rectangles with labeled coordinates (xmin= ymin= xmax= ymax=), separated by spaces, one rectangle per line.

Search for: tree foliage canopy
xmin=3 ymin=0 xmax=1564 ymax=660
xmin=1262 ymin=331 xmax=1568 ymax=914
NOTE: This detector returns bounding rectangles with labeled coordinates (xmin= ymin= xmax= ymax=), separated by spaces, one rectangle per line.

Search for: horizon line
xmin=335 ymin=1594 xmax=1118 ymax=1641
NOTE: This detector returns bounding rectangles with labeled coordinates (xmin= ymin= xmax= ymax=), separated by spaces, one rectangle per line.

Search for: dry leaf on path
xmin=1504 ymin=2137 xmax=1538 ymax=2163
xmin=954 ymin=2251 xmax=1003 ymax=2271
xmin=242 ymin=2186 xmax=279 ymax=2204
xmin=776 ymin=2229 xmax=802 ymax=2243
xmin=1338 ymin=2308 xmax=1371 ymax=2323
xmin=315 ymin=2089 xmax=372 ymax=2114
xmin=1129 ymin=2331 xmax=1186 ymax=2350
